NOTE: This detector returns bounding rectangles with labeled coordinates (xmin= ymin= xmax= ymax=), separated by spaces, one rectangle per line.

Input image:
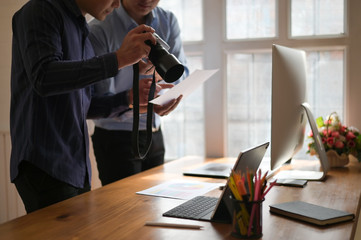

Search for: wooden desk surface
xmin=1 ymin=156 xmax=360 ymax=240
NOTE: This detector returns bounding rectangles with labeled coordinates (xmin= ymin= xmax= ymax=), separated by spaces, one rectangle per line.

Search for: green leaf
xmin=356 ymin=135 xmax=361 ymax=150
xmin=316 ymin=117 xmax=324 ymax=128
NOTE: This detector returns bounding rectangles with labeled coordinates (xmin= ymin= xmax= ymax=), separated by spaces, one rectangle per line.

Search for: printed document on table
xmin=136 ymin=180 xmax=222 ymax=200
xmin=150 ymin=69 xmax=219 ymax=105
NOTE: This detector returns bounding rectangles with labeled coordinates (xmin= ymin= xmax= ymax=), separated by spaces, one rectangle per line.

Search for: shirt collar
xmin=62 ymin=0 xmax=84 ymax=19
xmin=146 ymin=10 xmax=156 ymax=25
xmin=116 ymin=3 xmax=158 ymax=31
xmin=62 ymin=0 xmax=89 ymax=34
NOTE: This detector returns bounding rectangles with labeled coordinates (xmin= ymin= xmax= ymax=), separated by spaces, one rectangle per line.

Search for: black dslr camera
xmin=145 ymin=33 xmax=184 ymax=83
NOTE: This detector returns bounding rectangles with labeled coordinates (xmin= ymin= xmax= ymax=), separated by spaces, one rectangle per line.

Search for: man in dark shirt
xmin=10 ymin=0 xmax=178 ymax=213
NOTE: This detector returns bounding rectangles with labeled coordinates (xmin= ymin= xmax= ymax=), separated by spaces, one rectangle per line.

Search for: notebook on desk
xmin=163 ymin=142 xmax=269 ymax=223
xmin=269 ymin=201 xmax=355 ymax=226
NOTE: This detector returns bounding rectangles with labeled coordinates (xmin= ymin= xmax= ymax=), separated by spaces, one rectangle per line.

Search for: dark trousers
xmin=14 ymin=161 xmax=90 ymax=213
xmin=91 ymin=127 xmax=165 ymax=186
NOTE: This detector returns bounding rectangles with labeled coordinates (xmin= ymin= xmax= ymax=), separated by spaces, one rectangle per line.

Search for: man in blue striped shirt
xmin=10 ymin=0 xmax=178 ymax=213
xmin=88 ymin=0 xmax=188 ymax=186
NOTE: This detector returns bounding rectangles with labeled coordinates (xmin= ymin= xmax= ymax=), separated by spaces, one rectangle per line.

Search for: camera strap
xmin=131 ymin=63 xmax=156 ymax=159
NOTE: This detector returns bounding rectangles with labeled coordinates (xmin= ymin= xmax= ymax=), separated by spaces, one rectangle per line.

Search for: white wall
xmin=0 ymin=132 xmax=25 ymax=223
xmin=347 ymin=0 xmax=361 ymax=129
xmin=0 ymin=0 xmax=27 ymax=224
xmin=0 ymin=0 xmax=26 ymax=132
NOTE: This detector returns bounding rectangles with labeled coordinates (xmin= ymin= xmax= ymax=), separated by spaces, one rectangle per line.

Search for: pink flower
xmin=340 ymin=125 xmax=347 ymax=134
xmin=307 ymin=113 xmax=361 ymax=162
xmin=327 ymin=137 xmax=334 ymax=147
xmin=323 ymin=129 xmax=331 ymax=136
xmin=331 ymin=131 xmax=340 ymax=138
xmin=346 ymin=131 xmax=356 ymax=140
xmin=334 ymin=140 xmax=344 ymax=149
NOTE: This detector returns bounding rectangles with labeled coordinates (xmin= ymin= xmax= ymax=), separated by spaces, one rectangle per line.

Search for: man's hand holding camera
xmin=115 ymin=24 xmax=156 ymax=69
xmin=121 ymin=25 xmax=183 ymax=116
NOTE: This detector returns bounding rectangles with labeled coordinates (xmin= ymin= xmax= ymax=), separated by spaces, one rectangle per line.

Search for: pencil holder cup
xmin=231 ymin=196 xmax=264 ymax=239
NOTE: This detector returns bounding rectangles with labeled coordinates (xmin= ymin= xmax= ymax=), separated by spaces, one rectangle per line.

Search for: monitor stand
xmin=272 ymin=103 xmax=330 ymax=181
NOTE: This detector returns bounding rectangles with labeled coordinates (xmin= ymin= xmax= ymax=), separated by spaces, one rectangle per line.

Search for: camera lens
xmin=145 ymin=39 xmax=184 ymax=83
xmin=154 ymin=53 xmax=184 ymax=83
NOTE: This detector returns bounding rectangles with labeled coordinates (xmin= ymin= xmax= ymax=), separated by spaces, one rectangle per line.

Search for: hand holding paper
xmin=154 ymin=94 xmax=182 ymax=116
xmin=150 ymin=69 xmax=219 ymax=105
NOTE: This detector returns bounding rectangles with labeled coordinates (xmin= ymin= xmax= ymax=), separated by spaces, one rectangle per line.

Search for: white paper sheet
xmin=150 ymin=69 xmax=219 ymax=105
xmin=136 ymin=180 xmax=222 ymax=200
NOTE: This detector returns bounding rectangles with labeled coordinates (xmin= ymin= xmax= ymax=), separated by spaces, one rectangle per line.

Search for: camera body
xmin=145 ymin=33 xmax=184 ymax=83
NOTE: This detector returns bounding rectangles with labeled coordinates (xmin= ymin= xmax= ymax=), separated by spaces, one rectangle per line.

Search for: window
xmin=160 ymin=0 xmax=353 ymax=161
xmin=226 ymin=49 xmax=345 ymax=159
xmin=227 ymin=52 xmax=272 ymax=157
xmin=226 ymin=0 xmax=276 ymax=39
xmin=226 ymin=0 xmax=346 ymax=159
xmin=158 ymin=0 xmax=203 ymax=41
xmin=161 ymin=55 xmax=204 ymax=159
xmin=291 ymin=0 xmax=345 ymax=37
xmin=226 ymin=0 xmax=346 ymax=158
xmin=158 ymin=1 xmax=204 ymax=160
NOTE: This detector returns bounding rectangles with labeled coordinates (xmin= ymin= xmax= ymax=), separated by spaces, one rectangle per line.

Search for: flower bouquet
xmin=307 ymin=112 xmax=361 ymax=167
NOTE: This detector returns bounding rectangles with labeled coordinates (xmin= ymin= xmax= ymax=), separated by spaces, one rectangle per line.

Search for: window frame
xmin=166 ymin=0 xmax=361 ymax=159
xmin=200 ymin=0 xmax=359 ymax=158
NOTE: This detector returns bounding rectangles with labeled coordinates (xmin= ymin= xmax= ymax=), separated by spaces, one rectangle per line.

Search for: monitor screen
xmin=270 ymin=44 xmax=308 ymax=170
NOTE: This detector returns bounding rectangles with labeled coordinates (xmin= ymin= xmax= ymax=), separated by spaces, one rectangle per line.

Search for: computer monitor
xmin=270 ymin=44 xmax=329 ymax=180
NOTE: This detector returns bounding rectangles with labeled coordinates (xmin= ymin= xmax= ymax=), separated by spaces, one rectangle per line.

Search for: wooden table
xmin=0 ymin=156 xmax=360 ymax=240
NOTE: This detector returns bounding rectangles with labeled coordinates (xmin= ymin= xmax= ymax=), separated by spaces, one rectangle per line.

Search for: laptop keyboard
xmin=163 ymin=196 xmax=218 ymax=219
